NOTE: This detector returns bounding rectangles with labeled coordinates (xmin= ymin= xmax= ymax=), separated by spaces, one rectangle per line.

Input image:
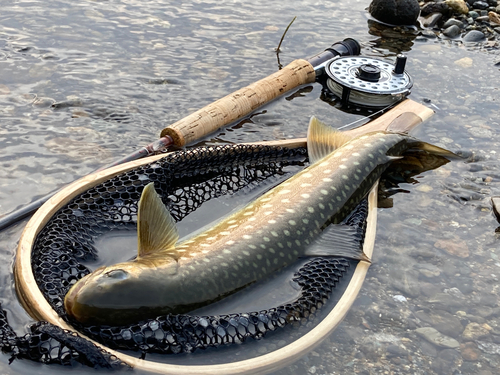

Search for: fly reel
xmin=325 ymin=54 xmax=413 ymax=107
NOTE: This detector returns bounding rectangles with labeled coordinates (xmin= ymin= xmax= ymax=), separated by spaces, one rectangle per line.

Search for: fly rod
xmin=0 ymin=38 xmax=360 ymax=231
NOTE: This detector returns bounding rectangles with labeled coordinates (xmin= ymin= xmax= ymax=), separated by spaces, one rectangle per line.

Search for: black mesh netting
xmin=1 ymin=144 xmax=368 ymax=368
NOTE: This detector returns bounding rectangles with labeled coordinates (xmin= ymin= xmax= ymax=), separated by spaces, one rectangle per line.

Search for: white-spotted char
xmin=64 ymin=117 xmax=455 ymax=325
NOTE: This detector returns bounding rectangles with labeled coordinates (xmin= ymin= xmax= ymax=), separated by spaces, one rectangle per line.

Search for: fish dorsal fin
xmin=137 ymin=183 xmax=179 ymax=258
xmin=307 ymin=116 xmax=352 ymax=164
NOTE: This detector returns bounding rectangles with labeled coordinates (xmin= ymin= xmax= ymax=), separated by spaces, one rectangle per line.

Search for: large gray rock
xmin=369 ymin=0 xmax=421 ymax=25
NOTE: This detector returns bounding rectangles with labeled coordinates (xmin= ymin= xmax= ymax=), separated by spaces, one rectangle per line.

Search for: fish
xmin=64 ymin=116 xmax=455 ymax=325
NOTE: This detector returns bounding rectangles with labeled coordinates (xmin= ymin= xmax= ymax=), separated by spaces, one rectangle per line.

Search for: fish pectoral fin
xmin=307 ymin=116 xmax=352 ymax=164
xmin=137 ymin=183 xmax=179 ymax=258
xmin=304 ymin=223 xmax=370 ymax=262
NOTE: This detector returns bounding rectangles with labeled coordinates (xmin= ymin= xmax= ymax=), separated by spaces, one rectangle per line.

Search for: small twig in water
xmin=276 ymin=16 xmax=296 ymax=53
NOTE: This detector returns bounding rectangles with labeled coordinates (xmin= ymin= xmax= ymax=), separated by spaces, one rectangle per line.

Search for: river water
xmin=1 ymin=0 xmax=500 ymax=374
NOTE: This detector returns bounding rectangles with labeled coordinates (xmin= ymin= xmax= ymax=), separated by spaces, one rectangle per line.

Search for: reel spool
xmin=325 ymin=54 xmax=413 ymax=107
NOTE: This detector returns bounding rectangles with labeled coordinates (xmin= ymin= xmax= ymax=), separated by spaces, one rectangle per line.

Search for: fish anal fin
xmin=307 ymin=116 xmax=352 ymax=164
xmin=137 ymin=183 xmax=179 ymax=258
xmin=304 ymin=223 xmax=370 ymax=262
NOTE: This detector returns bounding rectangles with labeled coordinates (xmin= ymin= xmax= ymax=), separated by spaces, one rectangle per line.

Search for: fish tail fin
xmin=307 ymin=116 xmax=352 ymax=164
xmin=408 ymin=140 xmax=459 ymax=158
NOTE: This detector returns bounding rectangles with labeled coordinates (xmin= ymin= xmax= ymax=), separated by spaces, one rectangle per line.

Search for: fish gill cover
xmin=0 ymin=144 xmax=368 ymax=367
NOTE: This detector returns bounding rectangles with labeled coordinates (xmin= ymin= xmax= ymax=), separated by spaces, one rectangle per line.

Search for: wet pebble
xmin=446 ymin=0 xmax=470 ymax=14
xmin=490 ymin=11 xmax=500 ymax=24
xmin=369 ymin=0 xmax=421 ymax=25
xmin=422 ymin=12 xmax=443 ymax=27
xmin=460 ymin=341 xmax=481 ymax=361
xmin=434 ymin=238 xmax=470 ymax=258
xmin=386 ymin=344 xmax=408 ymax=357
xmin=472 ymin=1 xmax=490 ymax=10
xmin=430 ymin=311 xmax=464 ymax=338
xmin=462 ymin=322 xmax=491 ymax=340
xmin=443 ymin=18 xmax=465 ymax=28
xmin=416 ymin=327 xmax=460 ymax=348
xmin=443 ymin=24 xmax=462 ymax=37
xmin=454 ymin=56 xmax=474 ymax=67
xmin=462 ymin=29 xmax=486 ymax=41
xmin=431 ymin=349 xmax=461 ymax=373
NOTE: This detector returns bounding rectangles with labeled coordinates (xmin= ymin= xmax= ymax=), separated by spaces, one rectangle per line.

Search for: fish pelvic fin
xmin=137 ymin=182 xmax=179 ymax=258
xmin=307 ymin=116 xmax=352 ymax=164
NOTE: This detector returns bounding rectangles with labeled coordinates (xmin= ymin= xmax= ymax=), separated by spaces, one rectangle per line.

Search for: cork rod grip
xmin=160 ymin=59 xmax=316 ymax=146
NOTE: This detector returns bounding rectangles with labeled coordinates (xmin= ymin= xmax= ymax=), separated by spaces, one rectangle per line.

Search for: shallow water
xmin=1 ymin=0 xmax=500 ymax=374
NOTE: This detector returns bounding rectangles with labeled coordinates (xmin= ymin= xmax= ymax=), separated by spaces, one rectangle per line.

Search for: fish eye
xmin=104 ymin=269 xmax=129 ymax=280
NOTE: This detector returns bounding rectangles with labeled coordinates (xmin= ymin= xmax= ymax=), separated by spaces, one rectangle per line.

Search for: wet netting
xmin=1 ymin=144 xmax=368 ymax=368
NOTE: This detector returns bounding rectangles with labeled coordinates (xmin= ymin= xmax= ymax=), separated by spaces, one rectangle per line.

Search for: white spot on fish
xmin=248 ymin=217 xmax=256 ymax=222
xmin=307 ymin=207 xmax=314 ymax=213
xmin=345 ymin=145 xmax=354 ymax=149
xmin=227 ymin=220 xmax=237 ymax=224
xmin=257 ymin=254 xmax=263 ymax=260
xmin=264 ymin=211 xmax=273 ymax=216
xmin=302 ymin=218 xmax=309 ymax=224
xmin=289 ymin=220 xmax=296 ymax=226
xmin=339 ymin=165 xmax=347 ymax=169
xmin=282 ymin=199 xmax=290 ymax=203
xmin=220 ymin=232 xmax=230 ymax=236
xmin=323 ymin=169 xmax=332 ymax=174
xmin=248 ymin=244 xmax=256 ymax=249
xmin=243 ymin=212 xmax=253 ymax=216
xmin=268 ymin=219 xmax=277 ymax=224
xmin=323 ymin=177 xmax=332 ymax=182
xmin=284 ymin=230 xmax=290 ymax=236
xmin=243 ymin=250 xmax=250 ymax=256
xmin=352 ymin=152 xmax=360 ymax=157
xmin=244 ymin=226 xmax=253 ymax=230
xmin=303 ymin=173 xmax=313 ymax=178
xmin=263 ymin=237 xmax=270 ymax=242
xmin=300 ymin=183 xmax=312 ymax=187
xmin=342 ymin=175 xmax=348 ymax=180
xmin=301 ymin=193 xmax=310 ymax=199
xmin=203 ymin=258 xmax=210 ymax=263
xmin=243 ymin=234 xmax=252 ymax=239
xmin=321 ymin=189 xmax=328 ymax=195
xmin=286 ymin=208 xmax=295 ymax=213
xmin=278 ymin=189 xmax=291 ymax=195
xmin=271 ymin=231 xmax=278 ymax=237
xmin=223 ymin=249 xmax=232 ymax=254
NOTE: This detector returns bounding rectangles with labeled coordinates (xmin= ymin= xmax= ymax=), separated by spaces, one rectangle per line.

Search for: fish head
xmin=64 ymin=259 xmax=176 ymax=324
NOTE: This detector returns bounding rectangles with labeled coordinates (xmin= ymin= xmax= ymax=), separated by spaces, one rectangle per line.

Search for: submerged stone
xmin=415 ymin=327 xmax=460 ymax=348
